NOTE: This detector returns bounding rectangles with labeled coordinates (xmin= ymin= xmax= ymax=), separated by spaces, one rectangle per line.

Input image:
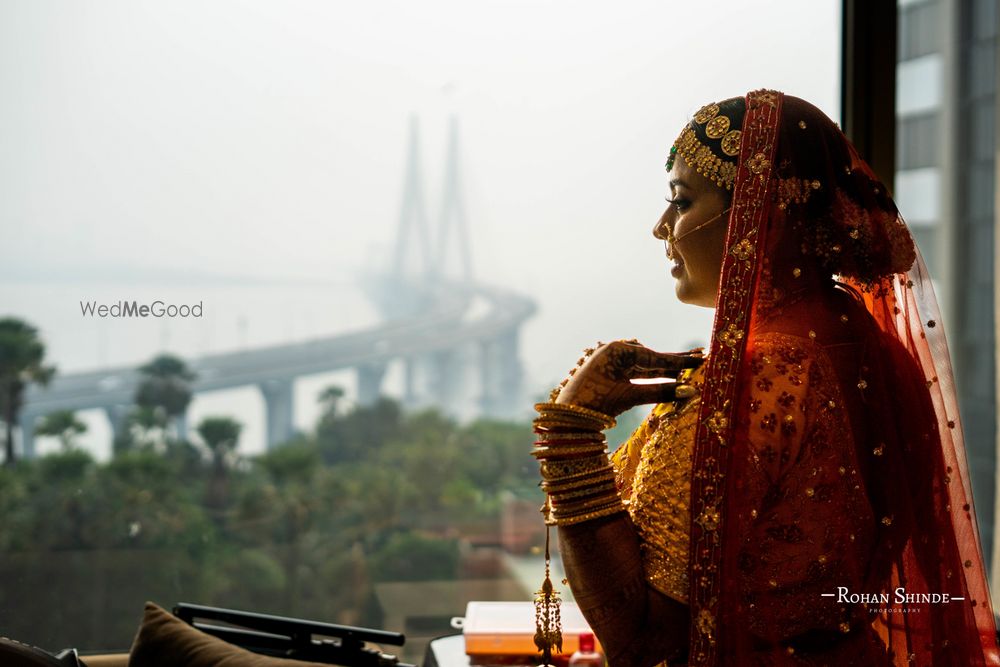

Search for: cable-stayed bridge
xmin=19 ymin=116 xmax=537 ymax=454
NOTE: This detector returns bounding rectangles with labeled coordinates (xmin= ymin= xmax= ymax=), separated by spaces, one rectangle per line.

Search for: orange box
xmin=458 ymin=601 xmax=603 ymax=666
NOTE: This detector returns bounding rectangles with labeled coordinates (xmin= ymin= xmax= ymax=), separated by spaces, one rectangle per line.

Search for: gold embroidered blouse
xmin=610 ymin=331 xmax=877 ymax=622
xmin=611 ymin=358 xmax=705 ymax=604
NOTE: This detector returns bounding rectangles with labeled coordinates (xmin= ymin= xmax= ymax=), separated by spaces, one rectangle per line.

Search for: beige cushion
xmin=80 ymin=655 xmax=130 ymax=667
xmin=128 ymin=602 xmax=330 ymax=667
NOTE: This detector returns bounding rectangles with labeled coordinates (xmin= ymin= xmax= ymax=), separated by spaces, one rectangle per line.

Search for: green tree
xmin=317 ymin=385 xmax=345 ymax=419
xmin=316 ymin=396 xmax=404 ymax=465
xmin=369 ymin=530 xmax=459 ymax=582
xmin=120 ymin=405 xmax=169 ymax=453
xmin=134 ymin=353 xmax=197 ymax=441
xmin=197 ymin=416 xmax=243 ymax=513
xmin=34 ymin=409 xmax=87 ymax=451
xmin=197 ymin=416 xmax=242 ymax=467
xmin=0 ymin=318 xmax=56 ymax=466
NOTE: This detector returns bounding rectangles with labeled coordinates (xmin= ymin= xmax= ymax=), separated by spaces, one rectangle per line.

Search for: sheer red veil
xmin=682 ymin=90 xmax=1000 ymax=665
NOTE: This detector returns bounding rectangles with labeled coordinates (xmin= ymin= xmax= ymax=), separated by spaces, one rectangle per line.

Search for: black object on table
xmin=174 ymin=602 xmax=415 ymax=667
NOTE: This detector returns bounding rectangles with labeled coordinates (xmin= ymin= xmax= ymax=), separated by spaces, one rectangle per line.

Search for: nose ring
xmin=663 ymin=223 xmax=677 ymax=260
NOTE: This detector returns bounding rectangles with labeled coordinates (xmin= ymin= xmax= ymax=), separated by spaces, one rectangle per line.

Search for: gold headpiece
xmin=666 ymin=102 xmax=742 ymax=190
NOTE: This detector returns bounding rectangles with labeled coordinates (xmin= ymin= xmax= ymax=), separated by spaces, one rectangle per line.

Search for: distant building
xmin=895 ymin=0 xmax=997 ymax=567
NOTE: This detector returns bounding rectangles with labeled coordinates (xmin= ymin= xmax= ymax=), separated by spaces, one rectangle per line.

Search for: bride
xmin=532 ymin=90 xmax=1000 ymax=666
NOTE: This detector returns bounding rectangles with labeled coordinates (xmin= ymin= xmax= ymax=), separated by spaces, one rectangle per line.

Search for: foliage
xmin=0 ymin=387 xmax=544 ymax=651
xmin=197 ymin=415 xmax=244 ymax=516
xmin=197 ymin=416 xmax=242 ymax=460
xmin=134 ymin=353 xmax=197 ymax=441
xmin=316 ymin=396 xmax=404 ymax=465
xmin=35 ymin=409 xmax=88 ymax=451
xmin=369 ymin=530 xmax=459 ymax=582
xmin=0 ymin=317 xmax=57 ymax=466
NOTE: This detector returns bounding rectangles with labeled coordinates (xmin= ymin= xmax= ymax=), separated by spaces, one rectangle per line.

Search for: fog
xmin=0 ymin=0 xmax=841 ymax=453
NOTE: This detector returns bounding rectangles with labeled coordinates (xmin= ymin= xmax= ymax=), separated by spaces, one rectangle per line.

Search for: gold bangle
xmin=551 ymin=496 xmax=620 ymax=517
xmin=540 ymin=455 xmax=610 ymax=480
xmin=549 ymin=505 xmax=625 ymax=527
xmin=533 ymin=419 xmax=607 ymax=434
xmin=548 ymin=480 xmax=618 ymax=502
xmin=547 ymin=500 xmax=626 ymax=526
xmin=540 ymin=460 xmax=614 ymax=484
xmin=541 ymin=467 xmax=616 ymax=492
xmin=532 ymin=418 xmax=604 ymax=432
xmin=542 ymin=473 xmax=615 ymax=491
xmin=534 ymin=411 xmax=613 ymax=431
xmin=534 ymin=431 xmax=605 ymax=443
xmin=552 ymin=487 xmax=621 ymax=511
xmin=534 ymin=401 xmax=613 ymax=422
xmin=552 ymin=494 xmax=622 ymax=518
xmin=532 ymin=444 xmax=608 ymax=459
xmin=534 ymin=402 xmax=616 ymax=429
xmin=532 ymin=416 xmax=604 ymax=431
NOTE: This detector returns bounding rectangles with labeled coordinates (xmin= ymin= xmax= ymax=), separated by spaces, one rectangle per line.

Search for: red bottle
xmin=568 ymin=632 xmax=604 ymax=667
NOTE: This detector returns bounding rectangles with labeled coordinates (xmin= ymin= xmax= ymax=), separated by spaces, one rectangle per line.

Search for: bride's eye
xmin=665 ymin=197 xmax=691 ymax=212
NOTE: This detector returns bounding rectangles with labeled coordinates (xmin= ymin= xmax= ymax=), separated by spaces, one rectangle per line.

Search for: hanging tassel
xmin=534 ymin=497 xmax=562 ymax=665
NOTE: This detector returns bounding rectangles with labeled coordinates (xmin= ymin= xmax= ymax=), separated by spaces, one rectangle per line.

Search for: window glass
xmin=894 ymin=0 xmax=998 ymax=573
xmin=0 ymin=1 xmax=841 ymax=660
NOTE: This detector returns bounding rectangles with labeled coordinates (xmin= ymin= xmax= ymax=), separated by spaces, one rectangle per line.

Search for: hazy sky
xmin=0 ymin=0 xmax=841 ymax=453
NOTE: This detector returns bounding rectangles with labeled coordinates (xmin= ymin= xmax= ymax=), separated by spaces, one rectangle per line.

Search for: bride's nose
xmin=653 ymin=209 xmax=672 ymax=241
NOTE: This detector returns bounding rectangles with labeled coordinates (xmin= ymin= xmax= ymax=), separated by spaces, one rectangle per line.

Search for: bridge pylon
xmin=433 ymin=116 xmax=473 ymax=283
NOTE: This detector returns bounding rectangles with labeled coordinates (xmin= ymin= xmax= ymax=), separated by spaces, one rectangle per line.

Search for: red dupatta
xmin=684 ymin=90 xmax=1000 ymax=665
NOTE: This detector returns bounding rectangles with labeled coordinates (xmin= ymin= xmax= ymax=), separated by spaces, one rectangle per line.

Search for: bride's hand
xmin=554 ymin=340 xmax=704 ymax=417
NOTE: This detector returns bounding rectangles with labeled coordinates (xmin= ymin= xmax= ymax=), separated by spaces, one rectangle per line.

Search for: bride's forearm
xmin=559 ymin=513 xmax=689 ymax=667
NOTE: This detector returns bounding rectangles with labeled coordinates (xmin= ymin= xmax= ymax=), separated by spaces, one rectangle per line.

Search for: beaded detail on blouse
xmin=611 ymin=331 xmax=876 ymax=635
xmin=612 ymin=362 xmax=704 ymax=604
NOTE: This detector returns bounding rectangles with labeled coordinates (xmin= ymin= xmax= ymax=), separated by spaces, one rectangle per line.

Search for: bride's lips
xmin=670 ymin=261 xmax=685 ymax=277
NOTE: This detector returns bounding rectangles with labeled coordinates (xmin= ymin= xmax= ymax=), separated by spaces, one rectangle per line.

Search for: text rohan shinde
xmin=835 ymin=586 xmax=957 ymax=604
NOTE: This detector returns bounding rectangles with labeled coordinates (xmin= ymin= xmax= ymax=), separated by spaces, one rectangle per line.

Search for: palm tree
xmin=198 ymin=415 xmax=243 ymax=512
xmin=197 ymin=416 xmax=242 ymax=467
xmin=134 ymin=353 xmax=196 ymax=440
xmin=318 ymin=385 xmax=346 ymax=418
xmin=112 ymin=404 xmax=169 ymax=455
xmin=34 ymin=409 xmax=87 ymax=451
xmin=0 ymin=318 xmax=56 ymax=466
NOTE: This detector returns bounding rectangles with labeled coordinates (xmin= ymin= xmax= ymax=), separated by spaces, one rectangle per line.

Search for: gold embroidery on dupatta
xmin=686 ymin=89 xmax=783 ymax=664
